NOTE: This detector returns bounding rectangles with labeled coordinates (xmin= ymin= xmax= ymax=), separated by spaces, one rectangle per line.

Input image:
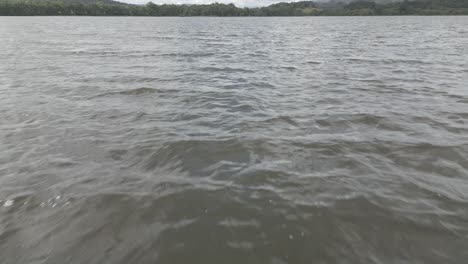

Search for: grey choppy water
xmin=1 ymin=16 xmax=468 ymax=264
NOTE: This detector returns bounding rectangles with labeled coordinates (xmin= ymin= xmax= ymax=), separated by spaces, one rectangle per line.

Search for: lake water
xmin=1 ymin=16 xmax=468 ymax=264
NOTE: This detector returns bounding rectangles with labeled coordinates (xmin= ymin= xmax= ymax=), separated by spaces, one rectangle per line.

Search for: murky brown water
xmin=1 ymin=16 xmax=468 ymax=264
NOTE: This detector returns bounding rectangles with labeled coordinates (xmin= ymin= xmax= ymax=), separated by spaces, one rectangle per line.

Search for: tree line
xmin=1 ymin=0 xmax=468 ymax=16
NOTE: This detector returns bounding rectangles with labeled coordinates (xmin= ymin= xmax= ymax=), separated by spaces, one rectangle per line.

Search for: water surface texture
xmin=1 ymin=17 xmax=468 ymax=264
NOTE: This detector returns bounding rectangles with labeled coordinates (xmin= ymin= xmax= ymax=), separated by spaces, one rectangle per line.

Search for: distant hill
xmin=1 ymin=0 xmax=468 ymax=16
xmin=29 ymin=0 xmax=122 ymax=3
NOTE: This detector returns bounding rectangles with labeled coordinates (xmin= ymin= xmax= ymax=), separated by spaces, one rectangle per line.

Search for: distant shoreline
xmin=1 ymin=0 xmax=468 ymax=16
xmin=2 ymin=14 xmax=468 ymax=17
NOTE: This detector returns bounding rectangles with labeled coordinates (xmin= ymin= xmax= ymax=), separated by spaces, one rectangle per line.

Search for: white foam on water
xmin=3 ymin=199 xmax=14 ymax=207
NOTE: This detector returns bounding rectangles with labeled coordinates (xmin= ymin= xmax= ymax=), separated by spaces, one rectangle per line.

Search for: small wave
xmin=264 ymin=116 xmax=299 ymax=127
xmin=199 ymin=67 xmax=255 ymax=73
xmin=143 ymin=138 xmax=251 ymax=176
xmin=305 ymin=61 xmax=321 ymax=65
xmin=249 ymin=82 xmax=275 ymax=89
xmin=348 ymin=57 xmax=431 ymax=65
xmin=91 ymin=87 xmax=161 ymax=98
xmin=108 ymin=149 xmax=129 ymax=161
xmin=226 ymin=241 xmax=254 ymax=250
xmin=278 ymin=66 xmax=298 ymax=71
xmin=245 ymin=51 xmax=268 ymax=58
xmin=161 ymin=52 xmax=215 ymax=58
xmin=71 ymin=50 xmax=121 ymax=57
xmin=219 ymin=218 xmax=260 ymax=228
xmin=314 ymin=113 xmax=405 ymax=132
xmin=116 ymin=87 xmax=161 ymax=95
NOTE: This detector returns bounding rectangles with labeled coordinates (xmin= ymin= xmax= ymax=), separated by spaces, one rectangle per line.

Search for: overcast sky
xmin=119 ymin=0 xmax=305 ymax=7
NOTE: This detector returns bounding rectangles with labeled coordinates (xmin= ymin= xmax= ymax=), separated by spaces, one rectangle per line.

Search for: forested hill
xmin=1 ymin=0 xmax=468 ymax=16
